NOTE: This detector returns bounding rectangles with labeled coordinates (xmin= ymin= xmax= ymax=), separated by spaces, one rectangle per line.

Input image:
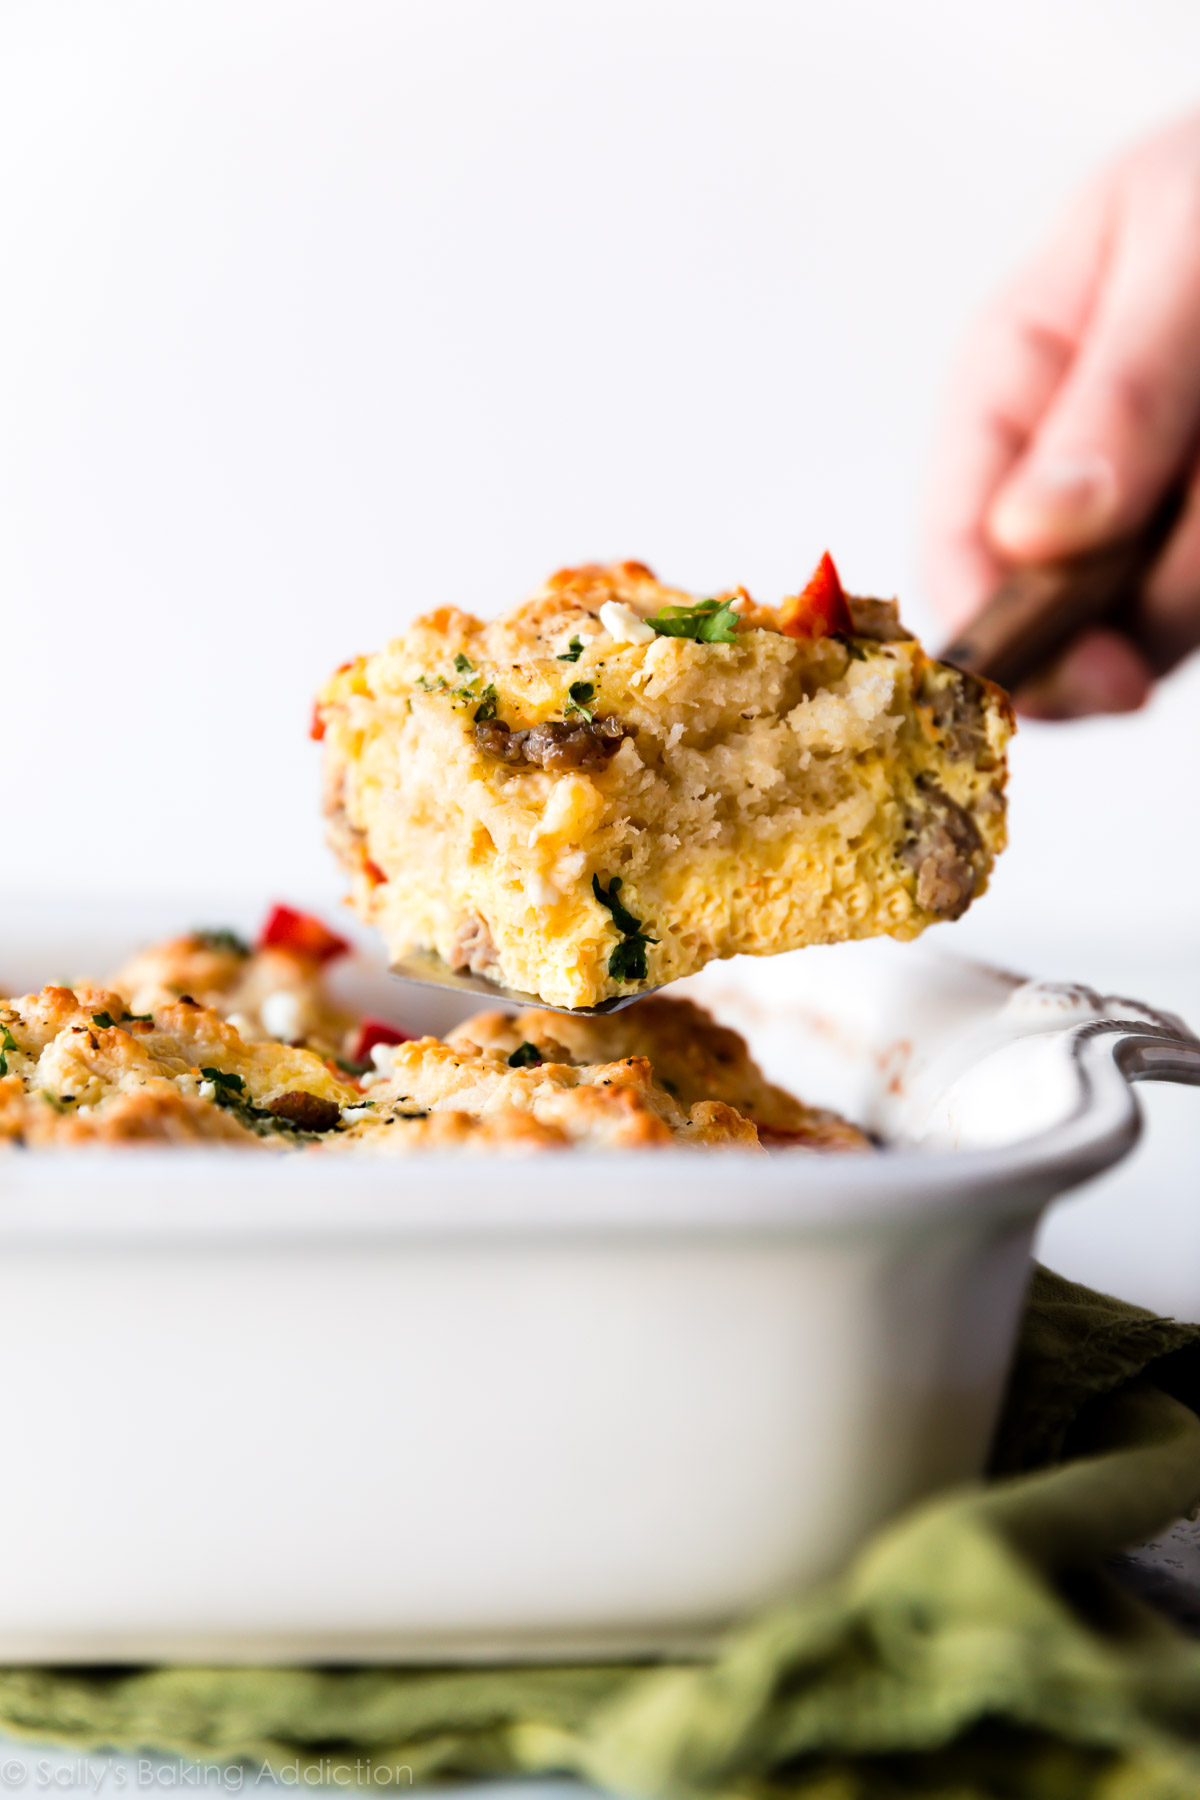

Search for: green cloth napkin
xmin=1 ymin=1268 xmax=1199 ymax=1798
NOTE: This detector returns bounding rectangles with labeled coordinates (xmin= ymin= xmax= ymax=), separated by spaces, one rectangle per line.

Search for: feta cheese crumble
xmin=599 ymin=600 xmax=656 ymax=646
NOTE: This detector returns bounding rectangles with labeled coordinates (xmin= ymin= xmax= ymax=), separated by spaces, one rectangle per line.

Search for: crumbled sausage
xmin=523 ymin=720 xmax=620 ymax=770
xmin=473 ymin=720 xmax=528 ymax=764
xmin=900 ymin=778 xmax=983 ymax=920
xmin=474 ymin=717 xmax=636 ymax=770
xmin=267 ymin=1091 xmax=342 ymax=1132
xmin=450 ymin=914 xmax=498 ymax=975
xmin=919 ymin=667 xmax=994 ymax=765
xmin=846 ymin=597 xmax=914 ymax=642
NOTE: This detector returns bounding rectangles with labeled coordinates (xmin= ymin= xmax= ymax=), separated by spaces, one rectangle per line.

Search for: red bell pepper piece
xmin=778 ymin=552 xmax=853 ymax=640
xmin=309 ymin=701 xmax=326 ymax=742
xmin=364 ymin=859 xmax=387 ymax=886
xmin=350 ymin=1018 xmax=413 ymax=1063
xmin=257 ymin=905 xmax=351 ymax=966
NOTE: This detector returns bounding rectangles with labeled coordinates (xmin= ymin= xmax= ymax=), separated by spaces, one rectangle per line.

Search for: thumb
xmin=988 ymin=171 xmax=1200 ymax=562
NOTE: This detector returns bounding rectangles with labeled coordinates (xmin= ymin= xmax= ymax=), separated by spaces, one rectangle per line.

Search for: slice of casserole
xmin=316 ymin=557 xmax=1013 ymax=1010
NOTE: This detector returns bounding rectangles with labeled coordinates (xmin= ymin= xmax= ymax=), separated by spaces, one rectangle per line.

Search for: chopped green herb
xmin=417 ymin=674 xmax=449 ymax=693
xmin=592 ymin=873 xmax=642 ymax=937
xmin=335 ymin=1055 xmax=373 ymax=1078
xmin=453 ymin=653 xmax=474 ymax=674
xmin=91 ymin=1011 xmax=116 ymax=1030
xmin=836 ymin=635 xmax=867 ymax=661
xmin=608 ymin=935 xmax=653 ymax=982
xmin=592 ymin=874 xmax=658 ymax=982
xmin=202 ymin=1077 xmax=329 ymax=1141
xmin=646 ymin=597 xmax=740 ymax=645
xmin=41 ymin=1091 xmax=68 ymax=1114
xmin=200 ymin=1066 xmax=245 ymax=1094
xmin=0 ymin=1025 xmax=15 ymax=1077
xmin=473 ymin=685 xmax=500 ymax=723
xmin=194 ymin=929 xmax=251 ymax=956
xmin=565 ymin=680 xmax=595 ymax=721
xmin=507 ymin=1042 xmax=544 ymax=1068
xmin=122 ymin=1011 xmax=154 ymax=1023
xmin=557 ymin=636 xmax=585 ymax=663
xmin=452 ymin=680 xmax=479 ymax=701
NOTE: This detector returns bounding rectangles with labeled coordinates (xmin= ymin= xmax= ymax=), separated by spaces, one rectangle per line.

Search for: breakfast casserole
xmin=0 ymin=910 xmax=866 ymax=1154
xmin=315 ymin=556 xmax=1013 ymax=1010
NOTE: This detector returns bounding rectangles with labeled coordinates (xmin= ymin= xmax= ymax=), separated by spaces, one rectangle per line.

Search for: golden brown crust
xmin=448 ymin=996 xmax=870 ymax=1150
xmin=107 ymin=935 xmax=357 ymax=1061
xmin=0 ymin=981 xmax=357 ymax=1149
xmin=24 ymin=1083 xmax=267 ymax=1147
xmin=349 ymin=1036 xmax=761 ymax=1152
xmin=1 ymin=914 xmax=869 ymax=1155
xmin=0 ymin=961 xmax=805 ymax=1154
xmin=322 ymin=1104 xmax=575 ymax=1154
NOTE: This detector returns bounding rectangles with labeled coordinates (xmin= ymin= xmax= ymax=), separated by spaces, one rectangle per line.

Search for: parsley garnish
xmin=41 ymin=1091 xmax=68 ymax=1113
xmin=200 ymin=1071 xmax=329 ymax=1141
xmin=565 ymin=680 xmax=595 ymax=721
xmin=91 ymin=1011 xmax=116 ymax=1030
xmin=0 ymin=1025 xmax=15 ymax=1079
xmin=592 ymin=874 xmax=658 ymax=982
xmin=453 ymin=653 xmax=474 ymax=674
xmin=200 ymin=1067 xmax=245 ymax=1094
xmin=592 ymin=874 xmax=641 ymax=935
xmin=417 ymin=674 xmax=449 ymax=692
xmin=507 ymin=1042 xmax=544 ymax=1068
xmin=474 ymin=685 xmax=500 ymax=723
xmin=646 ymin=597 xmax=740 ymax=644
xmin=608 ymin=936 xmax=653 ymax=982
xmin=122 ymin=1011 xmax=153 ymax=1023
xmin=557 ymin=636 xmax=585 ymax=663
xmin=194 ymin=929 xmax=250 ymax=956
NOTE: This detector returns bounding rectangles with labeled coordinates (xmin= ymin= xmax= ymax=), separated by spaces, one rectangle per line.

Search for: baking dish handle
xmin=1083 ymin=1018 xmax=1200 ymax=1091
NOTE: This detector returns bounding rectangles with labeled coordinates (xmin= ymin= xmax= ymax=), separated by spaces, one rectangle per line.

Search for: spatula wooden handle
xmin=939 ymin=488 xmax=1185 ymax=692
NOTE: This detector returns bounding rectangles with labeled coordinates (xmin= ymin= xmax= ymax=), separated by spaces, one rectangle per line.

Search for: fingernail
xmin=990 ymin=451 xmax=1117 ymax=553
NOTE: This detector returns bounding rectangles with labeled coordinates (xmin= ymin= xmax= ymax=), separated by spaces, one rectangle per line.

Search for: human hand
xmin=923 ymin=113 xmax=1200 ymax=718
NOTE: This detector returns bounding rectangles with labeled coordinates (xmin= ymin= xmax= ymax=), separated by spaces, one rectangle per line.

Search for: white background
xmin=1 ymin=0 xmax=1198 ymax=1310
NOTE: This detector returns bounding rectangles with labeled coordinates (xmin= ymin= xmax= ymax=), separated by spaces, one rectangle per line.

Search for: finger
xmin=1013 ymin=625 xmax=1153 ymax=720
xmin=922 ymin=181 xmax=1111 ymax=629
xmin=1138 ymin=454 xmax=1200 ymax=671
xmin=990 ymin=163 xmax=1200 ymax=561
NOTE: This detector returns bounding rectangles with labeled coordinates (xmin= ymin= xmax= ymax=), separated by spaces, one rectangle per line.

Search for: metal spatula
xmin=939 ymin=486 xmax=1184 ymax=691
xmin=388 ymin=946 xmax=662 ymax=1016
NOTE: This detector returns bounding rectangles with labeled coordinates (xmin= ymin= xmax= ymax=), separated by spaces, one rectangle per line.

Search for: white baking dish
xmin=0 ymin=902 xmax=1196 ymax=1663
